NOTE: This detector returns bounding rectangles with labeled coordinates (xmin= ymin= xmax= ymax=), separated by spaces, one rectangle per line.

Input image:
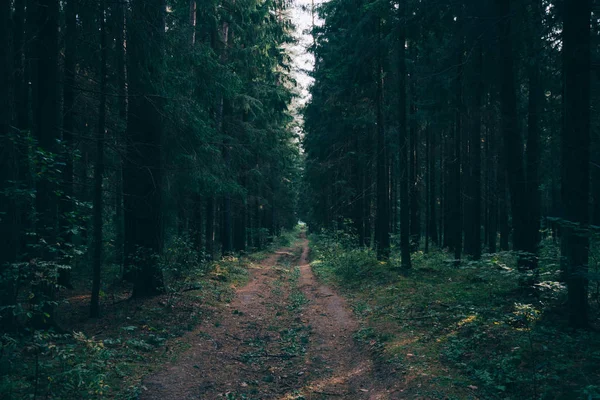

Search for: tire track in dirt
xmin=140 ymin=250 xmax=294 ymax=399
xmin=294 ymin=235 xmax=400 ymax=400
xmin=140 ymin=235 xmax=401 ymax=399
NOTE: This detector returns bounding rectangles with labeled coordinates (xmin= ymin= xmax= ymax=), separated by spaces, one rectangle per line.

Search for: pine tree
xmin=125 ymin=0 xmax=167 ymax=297
xmin=561 ymin=0 xmax=591 ymax=329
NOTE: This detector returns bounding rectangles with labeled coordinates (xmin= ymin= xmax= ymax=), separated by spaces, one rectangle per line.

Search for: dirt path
xmin=140 ymin=235 xmax=400 ymax=399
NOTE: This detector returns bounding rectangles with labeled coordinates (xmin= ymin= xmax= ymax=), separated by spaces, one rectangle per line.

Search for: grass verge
xmin=1 ymin=248 xmax=252 ymax=399
xmin=309 ymin=233 xmax=600 ymax=400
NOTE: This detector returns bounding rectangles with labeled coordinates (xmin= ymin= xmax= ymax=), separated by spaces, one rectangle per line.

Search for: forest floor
xmin=5 ymin=230 xmax=598 ymax=399
xmin=139 ymin=234 xmax=402 ymax=399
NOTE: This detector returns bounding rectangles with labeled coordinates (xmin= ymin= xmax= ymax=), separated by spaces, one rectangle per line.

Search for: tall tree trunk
xmin=465 ymin=38 xmax=483 ymax=260
xmin=409 ymin=70 xmax=420 ymax=248
xmin=443 ymin=128 xmax=453 ymax=249
xmin=91 ymin=2 xmax=108 ymax=317
xmin=364 ymin=129 xmax=373 ymax=247
xmin=13 ymin=0 xmax=27 ymax=133
xmin=59 ymin=0 xmax=77 ymax=288
xmin=190 ymin=195 xmax=204 ymax=254
xmin=125 ymin=0 xmax=166 ymax=297
xmin=452 ymin=28 xmax=464 ymax=264
xmin=13 ymin=0 xmax=31 ymax=260
xmin=218 ymin=19 xmax=232 ymax=256
xmin=561 ymin=0 xmax=591 ymax=329
xmin=592 ymin=138 xmax=600 ymax=226
xmin=525 ymin=0 xmax=542 ymax=265
xmin=497 ymin=0 xmax=535 ymax=272
xmin=499 ymin=170 xmax=510 ymax=251
xmin=189 ymin=0 xmax=196 ymax=45
xmin=114 ymin=0 xmax=126 ymax=270
xmin=487 ymin=122 xmax=498 ymax=253
xmin=206 ymin=196 xmax=215 ymax=258
xmin=13 ymin=1 xmax=31 ymax=260
xmin=592 ymin=0 xmax=600 ymax=227
xmin=353 ymin=134 xmax=366 ymax=246
xmin=391 ymin=158 xmax=398 ymax=235
xmin=33 ymin=0 xmax=60 ymax=258
xmin=260 ymin=192 xmax=269 ymax=246
xmin=221 ymin=183 xmax=233 ymax=255
xmin=428 ymin=126 xmax=438 ymax=247
xmin=233 ymin=194 xmax=246 ymax=252
xmin=254 ymin=196 xmax=263 ymax=249
xmin=425 ymin=126 xmax=430 ymax=253
xmin=0 ymin=0 xmax=16 ymax=327
xmin=398 ymin=8 xmax=412 ymax=269
xmin=269 ymin=164 xmax=277 ymax=239
xmin=233 ymin=174 xmax=247 ymax=252
xmin=375 ymin=20 xmax=390 ymax=260
xmin=29 ymin=0 xmax=60 ymax=327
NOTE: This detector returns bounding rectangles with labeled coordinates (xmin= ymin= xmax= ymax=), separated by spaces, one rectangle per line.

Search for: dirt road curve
xmin=141 ymin=234 xmax=401 ymax=399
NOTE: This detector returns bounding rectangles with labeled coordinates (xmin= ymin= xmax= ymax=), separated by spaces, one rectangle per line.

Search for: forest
xmin=0 ymin=0 xmax=599 ymax=399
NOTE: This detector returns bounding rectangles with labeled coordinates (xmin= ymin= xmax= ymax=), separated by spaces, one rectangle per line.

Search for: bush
xmin=309 ymin=232 xmax=391 ymax=286
xmin=0 ymin=331 xmax=111 ymax=400
xmin=307 ymin=231 xmax=600 ymax=399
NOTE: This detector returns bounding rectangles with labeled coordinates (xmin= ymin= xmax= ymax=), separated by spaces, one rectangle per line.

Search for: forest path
xmin=141 ymin=233 xmax=399 ymax=399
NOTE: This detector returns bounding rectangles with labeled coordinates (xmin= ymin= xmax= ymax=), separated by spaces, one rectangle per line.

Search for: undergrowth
xmin=309 ymin=232 xmax=600 ymax=400
xmin=0 ymin=236 xmax=257 ymax=400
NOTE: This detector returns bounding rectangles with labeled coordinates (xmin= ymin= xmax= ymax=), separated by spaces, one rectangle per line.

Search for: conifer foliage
xmin=301 ymin=0 xmax=597 ymax=327
xmin=0 ymin=0 xmax=300 ymax=322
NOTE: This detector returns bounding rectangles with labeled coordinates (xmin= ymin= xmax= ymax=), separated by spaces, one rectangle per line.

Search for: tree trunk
xmin=497 ymin=0 xmax=535 ymax=271
xmin=91 ymin=2 xmax=108 ymax=317
xmin=499 ymin=169 xmax=510 ymax=251
xmin=353 ymin=134 xmax=366 ymax=246
xmin=375 ymin=20 xmax=390 ymax=260
xmin=218 ymin=19 xmax=232 ymax=256
xmin=190 ymin=195 xmax=204 ymax=254
xmin=525 ymin=0 xmax=542 ymax=264
xmin=364 ymin=129 xmax=373 ymax=247
xmin=113 ymin=0 xmax=126 ymax=269
xmin=427 ymin=125 xmax=438 ymax=248
xmin=125 ymin=0 xmax=166 ymax=297
xmin=58 ymin=0 xmax=77 ymax=288
xmin=189 ymin=0 xmax=197 ymax=45
xmin=465 ymin=39 xmax=483 ymax=260
xmin=0 ymin=0 xmax=16 ymax=327
xmin=409 ymin=71 xmax=420 ymax=248
xmin=13 ymin=0 xmax=27 ymax=133
xmin=33 ymin=0 xmax=60 ymax=258
xmin=389 ymin=160 xmax=396 ymax=235
xmin=28 ymin=0 xmax=61 ymax=327
xmin=13 ymin=0 xmax=31 ymax=263
xmin=487 ymin=121 xmax=498 ymax=253
xmin=222 ymin=193 xmax=233 ymax=254
xmin=397 ymin=9 xmax=411 ymax=269
xmin=206 ymin=196 xmax=215 ymax=258
xmin=452 ymin=28 xmax=464 ymax=264
xmin=561 ymin=0 xmax=591 ymax=329
xmin=234 ymin=174 xmax=247 ymax=252
xmin=425 ymin=126 xmax=430 ymax=253
xmin=443 ymin=128 xmax=453 ymax=249
xmin=233 ymin=196 xmax=246 ymax=252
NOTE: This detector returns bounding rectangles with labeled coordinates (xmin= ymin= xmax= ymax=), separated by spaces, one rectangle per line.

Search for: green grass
xmin=0 ymin=242 xmax=253 ymax=400
xmin=309 ymin=234 xmax=600 ymax=400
